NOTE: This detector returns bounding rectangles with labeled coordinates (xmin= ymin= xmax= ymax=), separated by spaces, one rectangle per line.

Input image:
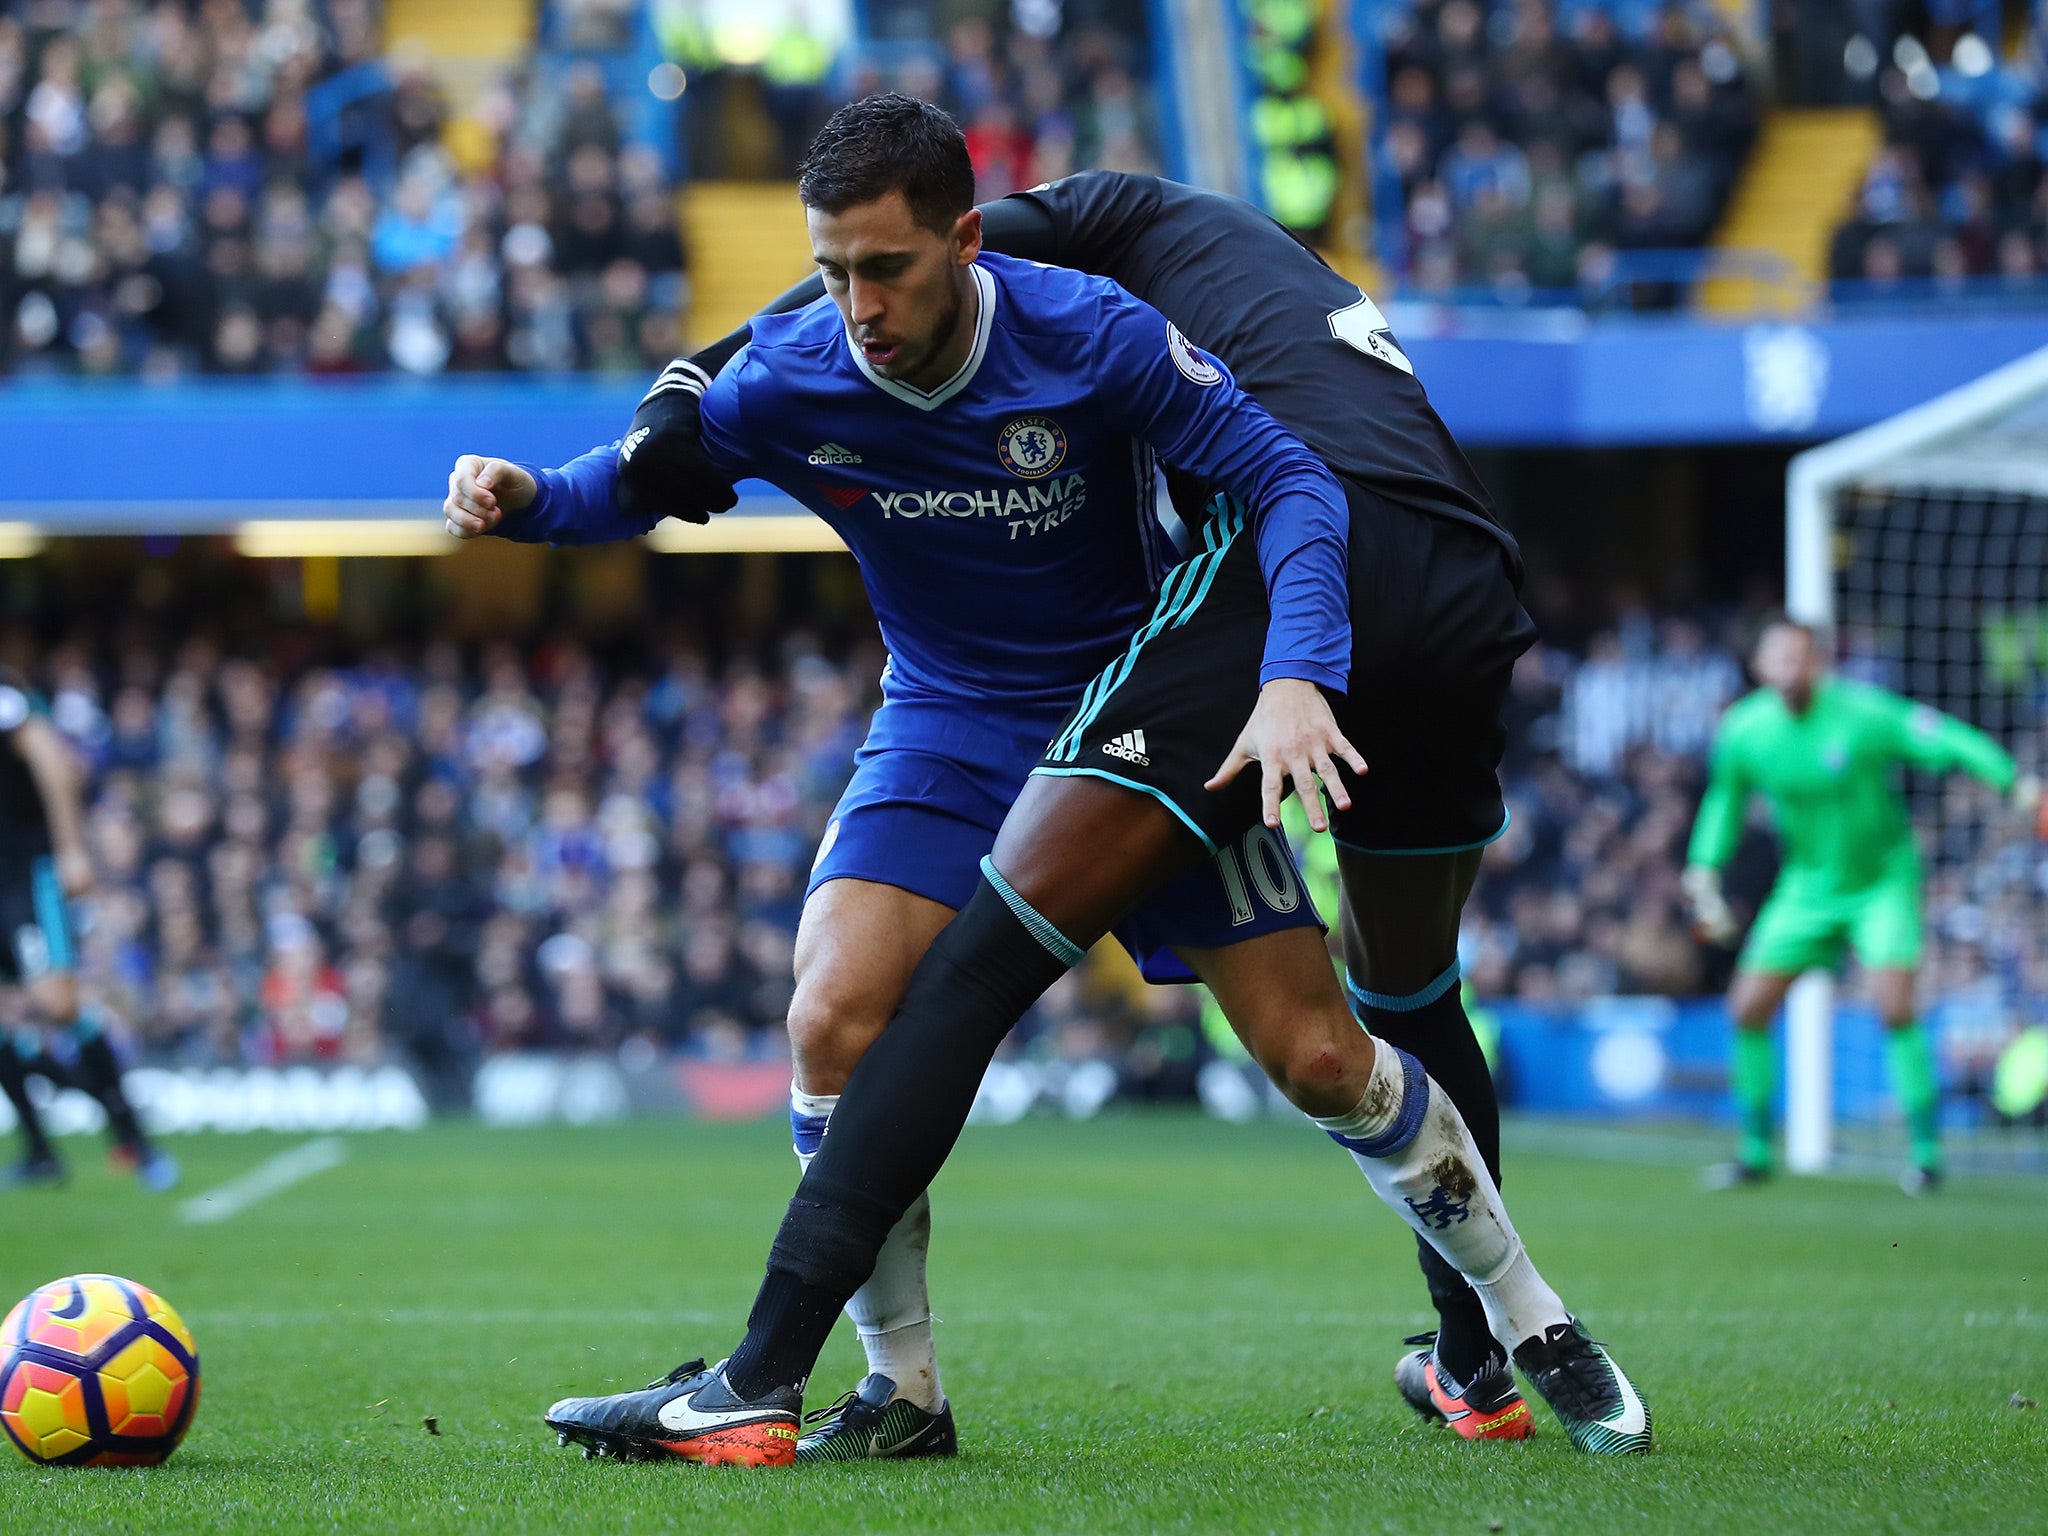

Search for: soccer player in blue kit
xmin=451 ymin=97 xmax=1644 ymax=1465
xmin=448 ymin=92 xmax=1342 ymax=1436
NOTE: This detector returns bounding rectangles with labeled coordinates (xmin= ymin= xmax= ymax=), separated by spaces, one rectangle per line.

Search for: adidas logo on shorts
xmin=1102 ymin=730 xmax=1150 ymax=766
xmin=808 ymin=443 xmax=863 ymax=466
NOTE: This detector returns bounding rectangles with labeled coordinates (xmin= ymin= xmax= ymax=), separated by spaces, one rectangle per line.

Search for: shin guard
xmin=1317 ymin=1040 xmax=1569 ymax=1352
xmin=1347 ymin=963 xmax=1502 ymax=1383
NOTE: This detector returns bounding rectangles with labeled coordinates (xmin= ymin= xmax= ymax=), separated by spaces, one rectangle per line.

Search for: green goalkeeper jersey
xmin=1686 ymin=678 xmax=2016 ymax=895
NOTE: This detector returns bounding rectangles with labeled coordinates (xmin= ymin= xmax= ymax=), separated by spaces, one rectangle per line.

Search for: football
xmin=0 ymin=1275 xmax=200 ymax=1468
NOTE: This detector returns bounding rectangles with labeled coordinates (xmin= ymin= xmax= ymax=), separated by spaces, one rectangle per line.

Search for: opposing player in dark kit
xmin=521 ymin=106 xmax=1649 ymax=1462
xmin=0 ymin=667 xmax=178 ymax=1192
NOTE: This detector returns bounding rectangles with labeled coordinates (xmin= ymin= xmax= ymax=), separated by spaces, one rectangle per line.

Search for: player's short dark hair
xmin=797 ymin=93 xmax=975 ymax=234
xmin=1752 ymin=613 xmax=1828 ymax=653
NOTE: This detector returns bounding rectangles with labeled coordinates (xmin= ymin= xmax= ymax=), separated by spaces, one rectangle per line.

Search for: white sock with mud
xmin=1311 ymin=1041 xmax=1569 ymax=1351
xmin=792 ymin=1089 xmax=946 ymax=1411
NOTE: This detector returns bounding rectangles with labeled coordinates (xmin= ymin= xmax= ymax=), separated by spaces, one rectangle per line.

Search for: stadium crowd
xmin=1463 ymin=614 xmax=1745 ymax=1002
xmin=0 ymin=0 xmax=689 ymax=376
xmin=1830 ymin=32 xmax=2048 ymax=297
xmin=2 ymin=626 xmax=865 ymax=1096
xmin=5 ymin=592 xmax=2041 ymax=1114
xmin=1373 ymin=0 xmax=1759 ymax=299
xmin=0 ymin=610 xmax=1735 ymax=1078
xmin=834 ymin=9 xmax=1160 ymax=198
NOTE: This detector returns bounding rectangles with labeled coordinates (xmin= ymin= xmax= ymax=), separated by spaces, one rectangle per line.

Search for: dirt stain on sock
xmin=1360 ymin=1057 xmax=1400 ymax=1124
xmin=1426 ymin=1152 xmax=1478 ymax=1202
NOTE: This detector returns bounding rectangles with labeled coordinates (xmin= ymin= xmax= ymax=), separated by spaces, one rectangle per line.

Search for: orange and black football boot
xmin=1395 ymin=1332 xmax=1534 ymax=1442
xmin=545 ymin=1357 xmax=800 ymax=1467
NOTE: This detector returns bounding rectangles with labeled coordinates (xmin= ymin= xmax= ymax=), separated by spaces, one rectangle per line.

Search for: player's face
xmin=1753 ymin=623 xmax=1823 ymax=705
xmin=808 ymin=192 xmax=982 ymax=387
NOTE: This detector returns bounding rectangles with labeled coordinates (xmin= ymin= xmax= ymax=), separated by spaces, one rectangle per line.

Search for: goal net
xmin=1785 ymin=349 xmax=2048 ymax=1173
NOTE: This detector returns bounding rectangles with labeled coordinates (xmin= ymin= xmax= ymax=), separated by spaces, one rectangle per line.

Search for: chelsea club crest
xmin=997 ymin=416 xmax=1068 ymax=480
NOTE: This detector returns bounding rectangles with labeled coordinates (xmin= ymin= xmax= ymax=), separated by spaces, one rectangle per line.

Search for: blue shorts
xmin=809 ymin=699 xmax=1322 ymax=983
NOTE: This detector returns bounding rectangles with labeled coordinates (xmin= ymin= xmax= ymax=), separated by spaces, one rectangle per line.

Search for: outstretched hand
xmin=443 ymin=455 xmax=536 ymax=538
xmin=1205 ymin=678 xmax=1367 ymax=833
xmin=2017 ymin=774 xmax=2048 ymax=841
xmin=1681 ymin=866 xmax=1739 ymax=947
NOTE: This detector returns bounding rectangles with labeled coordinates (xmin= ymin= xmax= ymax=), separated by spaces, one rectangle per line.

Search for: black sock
xmin=1356 ymin=986 xmax=1502 ymax=1385
xmin=69 ymin=1027 xmax=150 ymax=1154
xmin=726 ymin=875 xmax=1075 ymax=1399
xmin=720 ymin=1270 xmax=847 ymax=1400
xmin=0 ymin=1035 xmax=54 ymax=1162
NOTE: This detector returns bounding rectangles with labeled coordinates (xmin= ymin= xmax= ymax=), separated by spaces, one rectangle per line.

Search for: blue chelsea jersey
xmin=510 ymin=253 xmax=1351 ymax=715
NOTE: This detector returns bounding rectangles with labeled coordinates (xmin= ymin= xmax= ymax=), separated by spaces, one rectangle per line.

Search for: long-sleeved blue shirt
xmin=507 ymin=252 xmax=1350 ymax=714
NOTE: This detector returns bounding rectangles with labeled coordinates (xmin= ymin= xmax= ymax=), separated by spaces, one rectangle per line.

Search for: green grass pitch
xmin=2 ymin=1114 xmax=2043 ymax=1534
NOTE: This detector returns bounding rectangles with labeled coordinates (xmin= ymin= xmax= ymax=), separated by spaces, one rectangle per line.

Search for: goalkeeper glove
xmin=2015 ymin=774 xmax=2047 ymax=839
xmin=1681 ymin=866 xmax=1739 ymax=948
xmin=614 ymin=338 xmax=746 ymax=527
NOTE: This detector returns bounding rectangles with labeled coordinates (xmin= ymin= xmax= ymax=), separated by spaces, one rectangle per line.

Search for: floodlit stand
xmin=1783 ymin=343 xmax=2048 ymax=1173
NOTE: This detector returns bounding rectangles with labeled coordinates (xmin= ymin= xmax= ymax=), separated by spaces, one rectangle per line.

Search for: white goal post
xmin=1783 ymin=344 xmax=2048 ymax=1173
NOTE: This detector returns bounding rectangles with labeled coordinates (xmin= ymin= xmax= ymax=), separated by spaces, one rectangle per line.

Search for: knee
xmin=1259 ymin=1018 xmax=1372 ymax=1118
xmin=786 ymin=987 xmax=889 ymax=1094
xmin=1873 ymin=976 xmax=1916 ymax=1029
xmin=1728 ymin=980 xmax=1779 ymax=1031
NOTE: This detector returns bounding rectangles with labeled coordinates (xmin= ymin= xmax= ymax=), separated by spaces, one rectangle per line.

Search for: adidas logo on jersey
xmin=1102 ymin=730 xmax=1149 ymax=766
xmin=808 ymin=443 xmax=863 ymax=466
xmin=621 ymin=426 xmax=651 ymax=461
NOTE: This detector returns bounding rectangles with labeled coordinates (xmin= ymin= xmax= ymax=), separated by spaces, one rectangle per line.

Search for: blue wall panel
xmin=8 ymin=310 xmax=2048 ymax=525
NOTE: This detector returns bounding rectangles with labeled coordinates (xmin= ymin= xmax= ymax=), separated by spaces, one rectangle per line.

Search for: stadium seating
xmin=1828 ymin=29 xmax=2048 ymax=303
xmin=1362 ymin=0 xmax=1759 ymax=303
xmin=0 ymin=0 xmax=688 ymax=376
xmin=0 ymin=0 xmax=1166 ymax=377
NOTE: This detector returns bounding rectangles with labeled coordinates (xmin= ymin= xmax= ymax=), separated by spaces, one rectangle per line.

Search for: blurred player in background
xmin=0 ymin=668 xmax=178 ymax=1192
xmin=1683 ymin=618 xmax=2041 ymax=1193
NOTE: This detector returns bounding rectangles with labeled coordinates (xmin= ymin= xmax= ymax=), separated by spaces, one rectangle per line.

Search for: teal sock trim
xmin=1344 ymin=960 xmax=1462 ymax=1015
xmin=978 ymin=858 xmax=1086 ymax=968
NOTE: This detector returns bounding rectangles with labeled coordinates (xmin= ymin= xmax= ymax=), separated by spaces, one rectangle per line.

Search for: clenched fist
xmin=444 ymin=456 xmax=538 ymax=539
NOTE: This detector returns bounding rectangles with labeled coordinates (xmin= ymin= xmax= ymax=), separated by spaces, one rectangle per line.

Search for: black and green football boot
xmin=796 ymin=1374 xmax=958 ymax=1463
xmin=1512 ymin=1319 xmax=1653 ymax=1455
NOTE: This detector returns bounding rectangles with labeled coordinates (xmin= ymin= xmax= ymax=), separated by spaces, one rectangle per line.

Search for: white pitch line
xmin=178 ymin=1136 xmax=349 ymax=1225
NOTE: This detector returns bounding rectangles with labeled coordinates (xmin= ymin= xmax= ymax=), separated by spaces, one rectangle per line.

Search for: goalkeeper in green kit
xmin=1682 ymin=619 xmax=2042 ymax=1193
